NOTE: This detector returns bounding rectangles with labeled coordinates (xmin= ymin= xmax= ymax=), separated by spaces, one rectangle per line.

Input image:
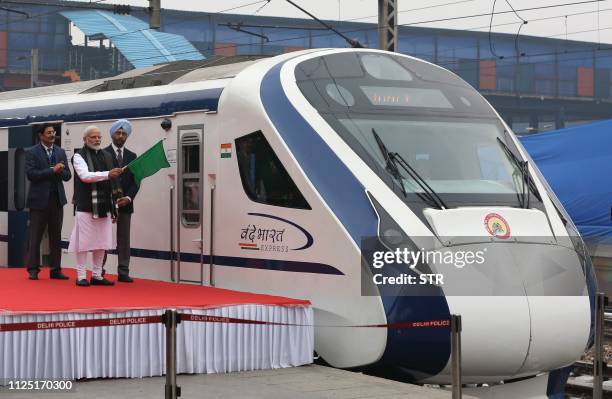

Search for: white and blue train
xmin=0 ymin=49 xmax=597 ymax=398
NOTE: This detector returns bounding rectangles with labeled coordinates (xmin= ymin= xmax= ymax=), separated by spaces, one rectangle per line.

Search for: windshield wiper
xmin=371 ymin=128 xmax=446 ymax=210
xmin=496 ymin=136 xmax=541 ymax=208
xmin=371 ymin=128 xmax=406 ymax=196
xmin=390 ymin=152 xmax=448 ymax=210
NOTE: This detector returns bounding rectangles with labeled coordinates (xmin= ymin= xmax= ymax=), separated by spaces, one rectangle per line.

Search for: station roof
xmin=60 ymin=10 xmax=204 ymax=68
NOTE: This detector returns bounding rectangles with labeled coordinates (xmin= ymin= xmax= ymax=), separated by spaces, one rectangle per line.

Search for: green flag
xmin=126 ymin=140 xmax=170 ymax=185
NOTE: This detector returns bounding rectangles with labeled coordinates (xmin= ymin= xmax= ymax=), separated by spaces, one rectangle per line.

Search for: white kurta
xmin=67 ymin=152 xmax=114 ymax=252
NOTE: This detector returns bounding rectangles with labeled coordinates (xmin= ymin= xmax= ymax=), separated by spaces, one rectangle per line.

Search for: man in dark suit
xmin=25 ymin=123 xmax=72 ymax=280
xmin=103 ymin=119 xmax=138 ymax=283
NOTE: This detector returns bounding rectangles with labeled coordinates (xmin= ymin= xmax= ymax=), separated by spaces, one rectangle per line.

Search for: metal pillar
xmin=164 ymin=310 xmax=181 ymax=399
xmin=593 ymin=293 xmax=606 ymax=399
xmin=149 ymin=0 xmax=161 ymax=29
xmin=209 ymin=185 xmax=215 ymax=287
xmin=30 ymin=48 xmax=38 ymax=88
xmin=170 ymin=186 xmax=175 ymax=282
xmin=378 ymin=0 xmax=398 ymax=52
xmin=451 ymin=314 xmax=462 ymax=399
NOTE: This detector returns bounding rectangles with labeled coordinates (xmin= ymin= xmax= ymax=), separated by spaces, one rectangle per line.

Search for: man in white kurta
xmin=68 ymin=125 xmax=123 ymax=286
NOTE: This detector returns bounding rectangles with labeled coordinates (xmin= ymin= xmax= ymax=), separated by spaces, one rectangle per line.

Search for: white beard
xmin=86 ymin=143 xmax=101 ymax=151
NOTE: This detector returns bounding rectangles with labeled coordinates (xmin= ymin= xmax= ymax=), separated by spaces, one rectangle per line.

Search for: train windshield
xmin=295 ymin=51 xmax=541 ymax=208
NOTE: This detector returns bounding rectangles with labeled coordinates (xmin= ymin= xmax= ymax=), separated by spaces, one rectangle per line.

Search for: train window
xmin=361 ymin=54 xmax=413 ymax=81
xmin=180 ymin=133 xmax=201 ymax=227
xmin=0 ymin=152 xmax=7 ymax=211
xmin=182 ymin=144 xmax=199 ymax=174
xmin=326 ymin=83 xmax=355 ymax=106
xmin=236 ymin=131 xmax=310 ymax=209
xmin=13 ymin=149 xmax=26 ymax=211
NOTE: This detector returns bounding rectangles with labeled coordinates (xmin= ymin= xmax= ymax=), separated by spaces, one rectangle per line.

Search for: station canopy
xmin=520 ymin=120 xmax=612 ymax=243
xmin=61 ymin=10 xmax=204 ymax=68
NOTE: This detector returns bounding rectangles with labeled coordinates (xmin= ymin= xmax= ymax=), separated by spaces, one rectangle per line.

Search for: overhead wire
xmin=30 ymin=0 xmax=611 ymax=52
xmin=157 ymin=1 xmax=612 ymax=64
xmin=253 ymin=0 xmax=271 ymax=14
xmin=505 ymin=0 xmax=528 ymax=57
xmin=29 ymin=0 xmax=612 ymax=76
xmin=338 ymin=0 xmax=479 ymax=23
xmin=68 ymin=0 xmax=273 ymax=47
xmin=489 ymin=0 xmax=500 ymax=58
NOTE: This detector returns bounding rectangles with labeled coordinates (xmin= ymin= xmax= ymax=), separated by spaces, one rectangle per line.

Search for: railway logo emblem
xmin=238 ymin=213 xmax=314 ymax=252
xmin=484 ymin=213 xmax=510 ymax=239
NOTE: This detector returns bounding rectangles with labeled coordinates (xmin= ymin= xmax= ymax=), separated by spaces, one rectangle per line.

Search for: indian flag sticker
xmin=239 ymin=242 xmax=259 ymax=250
xmin=220 ymin=143 xmax=232 ymax=158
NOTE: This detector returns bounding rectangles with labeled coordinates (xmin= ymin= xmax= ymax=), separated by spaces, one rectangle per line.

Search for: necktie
xmin=47 ymin=148 xmax=55 ymax=165
xmin=117 ymin=148 xmax=123 ymax=167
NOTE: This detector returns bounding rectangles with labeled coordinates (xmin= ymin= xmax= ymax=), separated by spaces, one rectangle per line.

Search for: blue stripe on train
xmin=259 ymin=57 xmax=451 ymax=378
xmin=0 ymin=88 xmax=224 ymax=127
xmin=61 ymin=239 xmax=343 ymax=275
xmin=0 ymin=235 xmax=343 ymax=275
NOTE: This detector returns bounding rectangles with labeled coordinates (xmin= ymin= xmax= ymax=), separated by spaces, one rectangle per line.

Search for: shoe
xmin=28 ymin=272 xmax=39 ymax=280
xmin=50 ymin=272 xmax=69 ymax=280
xmin=117 ymin=275 xmax=133 ymax=283
xmin=76 ymin=279 xmax=90 ymax=287
xmin=90 ymin=277 xmax=114 ymax=286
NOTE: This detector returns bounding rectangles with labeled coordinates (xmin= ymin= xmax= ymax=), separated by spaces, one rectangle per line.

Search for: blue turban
xmin=110 ymin=119 xmax=132 ymax=136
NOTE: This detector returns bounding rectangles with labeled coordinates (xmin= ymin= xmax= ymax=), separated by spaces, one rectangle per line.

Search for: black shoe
xmin=90 ymin=277 xmax=114 ymax=286
xmin=50 ymin=272 xmax=69 ymax=280
xmin=117 ymin=275 xmax=133 ymax=283
xmin=28 ymin=272 xmax=39 ymax=280
xmin=76 ymin=279 xmax=90 ymax=287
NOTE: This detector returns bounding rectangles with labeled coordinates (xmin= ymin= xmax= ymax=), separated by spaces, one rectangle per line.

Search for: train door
xmin=174 ymin=124 xmax=211 ymax=284
xmin=6 ymin=123 xmax=62 ymax=267
xmin=7 ymin=125 xmax=35 ymax=267
xmin=0 ymin=128 xmax=7 ymax=265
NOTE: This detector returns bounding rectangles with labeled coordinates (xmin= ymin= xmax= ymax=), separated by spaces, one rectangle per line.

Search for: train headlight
xmin=382 ymin=228 xmax=403 ymax=246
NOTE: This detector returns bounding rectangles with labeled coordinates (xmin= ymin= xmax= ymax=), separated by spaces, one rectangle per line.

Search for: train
xmin=0 ymin=48 xmax=597 ymax=398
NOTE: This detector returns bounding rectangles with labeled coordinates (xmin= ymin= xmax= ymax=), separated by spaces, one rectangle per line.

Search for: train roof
xmin=0 ymin=56 xmax=265 ymax=103
xmin=0 ymin=56 xmax=267 ymax=127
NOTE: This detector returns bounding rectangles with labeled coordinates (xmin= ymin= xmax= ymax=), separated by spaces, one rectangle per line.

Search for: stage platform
xmin=0 ymin=268 xmax=313 ymax=383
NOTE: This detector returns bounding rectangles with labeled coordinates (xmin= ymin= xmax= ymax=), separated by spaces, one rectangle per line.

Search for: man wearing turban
xmin=103 ymin=119 xmax=139 ymax=283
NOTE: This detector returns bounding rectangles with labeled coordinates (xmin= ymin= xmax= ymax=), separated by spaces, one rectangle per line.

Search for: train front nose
xmin=432 ymin=241 xmax=591 ymax=383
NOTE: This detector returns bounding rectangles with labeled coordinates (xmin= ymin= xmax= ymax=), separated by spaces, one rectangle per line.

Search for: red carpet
xmin=0 ymin=268 xmax=310 ymax=315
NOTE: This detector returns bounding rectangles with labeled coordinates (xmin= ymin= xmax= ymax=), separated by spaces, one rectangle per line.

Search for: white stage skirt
xmin=0 ymin=304 xmax=313 ymax=382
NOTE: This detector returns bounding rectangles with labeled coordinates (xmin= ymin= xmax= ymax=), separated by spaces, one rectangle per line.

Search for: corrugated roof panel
xmin=60 ymin=10 xmax=204 ymax=68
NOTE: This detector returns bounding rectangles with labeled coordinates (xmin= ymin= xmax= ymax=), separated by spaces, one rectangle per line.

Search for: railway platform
xmin=1 ymin=364 xmax=477 ymax=398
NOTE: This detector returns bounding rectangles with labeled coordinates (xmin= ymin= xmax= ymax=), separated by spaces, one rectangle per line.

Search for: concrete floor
xmin=1 ymin=364 xmax=474 ymax=399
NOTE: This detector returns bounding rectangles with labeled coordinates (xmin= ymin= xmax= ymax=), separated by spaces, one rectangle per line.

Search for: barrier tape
xmin=0 ymin=315 xmax=162 ymax=332
xmin=182 ymin=314 xmax=450 ymax=329
xmin=0 ymin=313 xmax=450 ymax=332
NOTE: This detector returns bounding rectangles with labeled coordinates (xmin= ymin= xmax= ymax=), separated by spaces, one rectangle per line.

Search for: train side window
xmin=0 ymin=151 xmax=7 ymax=211
xmin=180 ymin=133 xmax=201 ymax=227
xmin=235 ymin=131 xmax=311 ymax=209
xmin=13 ymin=149 xmax=26 ymax=211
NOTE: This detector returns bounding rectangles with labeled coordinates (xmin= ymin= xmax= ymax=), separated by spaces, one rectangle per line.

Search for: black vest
xmin=74 ymin=147 xmax=112 ymax=217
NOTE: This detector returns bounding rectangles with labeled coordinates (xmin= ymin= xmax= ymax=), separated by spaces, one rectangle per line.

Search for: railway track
xmin=567 ymin=361 xmax=612 ymax=398
xmin=566 ymin=378 xmax=612 ymax=398
xmin=565 ymin=313 xmax=612 ymax=397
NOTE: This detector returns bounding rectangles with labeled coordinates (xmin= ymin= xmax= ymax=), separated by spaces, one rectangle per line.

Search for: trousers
xmin=26 ymin=192 xmax=63 ymax=274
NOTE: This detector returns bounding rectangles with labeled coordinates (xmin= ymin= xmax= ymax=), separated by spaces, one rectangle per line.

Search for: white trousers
xmin=75 ymin=250 xmax=105 ymax=280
